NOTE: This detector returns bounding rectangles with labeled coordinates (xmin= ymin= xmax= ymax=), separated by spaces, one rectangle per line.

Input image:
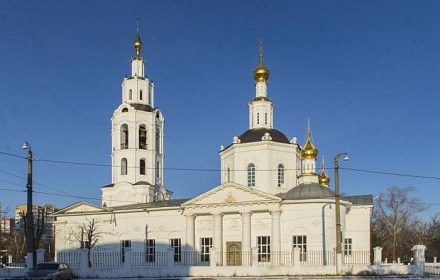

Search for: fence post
xmin=80 ymin=248 xmax=88 ymax=272
xmin=36 ymin=249 xmax=45 ymax=264
xmin=411 ymin=245 xmax=426 ymax=276
xmin=166 ymin=248 xmax=173 ymax=269
xmin=293 ymin=247 xmax=300 ymax=267
xmin=434 ymin=256 xmax=437 ymax=264
xmin=252 ymin=247 xmax=258 ymax=267
xmin=210 ymin=247 xmax=217 ymax=267
xmin=124 ymin=248 xmax=132 ymax=268
xmin=373 ymin=247 xmax=382 ymax=265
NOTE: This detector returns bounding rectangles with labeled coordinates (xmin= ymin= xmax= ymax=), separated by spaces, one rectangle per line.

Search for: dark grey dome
xmin=279 ymin=183 xmax=335 ymax=200
xmin=238 ymin=128 xmax=289 ymax=144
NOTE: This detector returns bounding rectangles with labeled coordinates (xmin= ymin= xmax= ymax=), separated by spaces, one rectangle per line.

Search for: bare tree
xmin=3 ymin=230 xmax=26 ymax=262
xmin=68 ymin=219 xmax=102 ymax=267
xmin=372 ymin=186 xmax=427 ymax=262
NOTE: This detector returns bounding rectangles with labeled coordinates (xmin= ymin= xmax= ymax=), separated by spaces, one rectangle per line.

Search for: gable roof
xmin=182 ymin=182 xmax=282 ymax=208
xmin=53 ymin=202 xmax=106 ymax=215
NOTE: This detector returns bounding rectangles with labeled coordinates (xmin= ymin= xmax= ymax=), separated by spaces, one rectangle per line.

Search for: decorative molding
xmin=224 ymin=192 xmax=236 ymax=203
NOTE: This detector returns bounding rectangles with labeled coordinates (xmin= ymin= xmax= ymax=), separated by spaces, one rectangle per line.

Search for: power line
xmin=343 ymin=167 xmax=440 ymax=180
xmin=2 ymin=149 xmax=440 ymax=180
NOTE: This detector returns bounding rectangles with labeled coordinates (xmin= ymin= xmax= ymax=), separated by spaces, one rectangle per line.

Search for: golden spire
xmin=133 ymin=18 xmax=143 ymax=60
xmin=318 ymin=156 xmax=330 ymax=186
xmin=300 ymin=118 xmax=318 ymax=160
xmin=253 ymin=39 xmax=270 ymax=83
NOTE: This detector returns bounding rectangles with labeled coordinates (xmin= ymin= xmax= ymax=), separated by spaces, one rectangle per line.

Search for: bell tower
xmin=101 ymin=23 xmax=168 ymax=207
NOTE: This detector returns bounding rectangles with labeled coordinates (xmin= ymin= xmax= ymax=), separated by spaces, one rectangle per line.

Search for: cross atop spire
xmin=133 ymin=18 xmax=143 ymax=60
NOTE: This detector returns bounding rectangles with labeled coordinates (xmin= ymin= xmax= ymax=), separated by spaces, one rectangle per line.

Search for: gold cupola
xmin=318 ymin=156 xmax=330 ymax=186
xmin=300 ymin=119 xmax=318 ymax=160
xmin=133 ymin=20 xmax=143 ymax=60
xmin=253 ymin=40 xmax=270 ymax=83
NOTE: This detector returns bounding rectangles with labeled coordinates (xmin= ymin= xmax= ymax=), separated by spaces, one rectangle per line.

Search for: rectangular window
xmin=257 ymin=236 xmax=270 ymax=262
xmin=344 ymin=238 xmax=353 ymax=256
xmin=170 ymin=238 xmax=182 ymax=263
xmin=247 ymin=164 xmax=256 ymax=187
xmin=80 ymin=240 xmax=90 ymax=249
xmin=121 ymin=240 xmax=131 ymax=263
xmin=146 ymin=239 xmax=156 ymax=262
xmin=277 ymin=165 xmax=284 ymax=187
xmin=293 ymin=235 xmax=307 ymax=261
xmin=200 ymin=237 xmax=212 ymax=262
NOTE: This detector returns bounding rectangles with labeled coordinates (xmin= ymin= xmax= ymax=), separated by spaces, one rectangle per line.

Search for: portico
xmin=182 ymin=182 xmax=282 ymax=254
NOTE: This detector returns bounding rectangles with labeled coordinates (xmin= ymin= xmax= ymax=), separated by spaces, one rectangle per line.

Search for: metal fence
xmin=214 ymin=251 xmax=252 ymax=266
xmin=55 ymin=249 xmax=370 ymax=268
xmin=131 ymin=251 xmax=167 ymax=267
xmin=57 ymin=251 xmax=81 ymax=268
xmin=90 ymin=251 xmax=123 ymax=268
xmin=343 ymin=250 xmax=370 ymax=265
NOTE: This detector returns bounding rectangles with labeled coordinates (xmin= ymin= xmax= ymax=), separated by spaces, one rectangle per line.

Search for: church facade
xmin=53 ymin=29 xmax=373 ymax=277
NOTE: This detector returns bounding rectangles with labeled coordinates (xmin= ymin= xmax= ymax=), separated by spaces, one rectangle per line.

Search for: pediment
xmin=54 ymin=202 xmax=104 ymax=215
xmin=182 ymin=182 xmax=281 ymax=207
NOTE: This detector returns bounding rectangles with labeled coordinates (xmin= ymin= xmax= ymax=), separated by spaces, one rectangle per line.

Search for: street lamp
xmin=334 ymin=152 xmax=349 ymax=274
xmin=22 ymin=141 xmax=35 ymax=268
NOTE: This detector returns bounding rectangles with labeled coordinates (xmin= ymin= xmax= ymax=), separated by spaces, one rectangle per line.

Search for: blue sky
xmin=1 ymin=1 xmax=439 ymax=218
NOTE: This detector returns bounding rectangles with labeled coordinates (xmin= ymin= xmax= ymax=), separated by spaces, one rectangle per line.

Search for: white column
xmin=373 ymin=246 xmax=382 ymax=265
xmin=271 ymin=210 xmax=281 ymax=252
xmin=411 ymin=245 xmax=427 ymax=276
xmin=271 ymin=210 xmax=281 ymax=265
xmin=36 ymin=249 xmax=45 ymax=265
xmin=241 ymin=212 xmax=252 ymax=252
xmin=185 ymin=214 xmax=195 ymax=251
xmin=213 ymin=213 xmax=223 ymax=252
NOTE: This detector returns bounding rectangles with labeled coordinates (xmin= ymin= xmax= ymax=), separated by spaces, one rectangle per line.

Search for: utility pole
xmin=334 ymin=152 xmax=349 ymax=275
xmin=22 ymin=142 xmax=35 ymax=268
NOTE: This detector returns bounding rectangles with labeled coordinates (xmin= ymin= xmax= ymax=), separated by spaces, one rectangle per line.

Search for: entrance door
xmin=226 ymin=242 xmax=242 ymax=266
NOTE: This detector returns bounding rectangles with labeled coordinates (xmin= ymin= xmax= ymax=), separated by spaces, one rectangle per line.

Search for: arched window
xmin=156 ymin=160 xmax=160 ymax=182
xmin=129 ymin=89 xmax=132 ymax=100
xmin=122 ymin=107 xmax=128 ymax=113
xmin=121 ymin=158 xmax=127 ymax=175
xmin=155 ymin=129 xmax=160 ymax=153
xmin=139 ymin=125 xmax=147 ymax=149
xmin=277 ymin=164 xmax=284 ymax=187
xmin=247 ymin=164 xmax=255 ymax=187
xmin=226 ymin=167 xmax=231 ymax=182
xmin=140 ymin=90 xmax=143 ymax=100
xmin=140 ymin=159 xmax=146 ymax=175
xmin=257 ymin=113 xmax=260 ymax=125
xmin=121 ymin=124 xmax=129 ymax=149
xmin=265 ymin=113 xmax=268 ymax=125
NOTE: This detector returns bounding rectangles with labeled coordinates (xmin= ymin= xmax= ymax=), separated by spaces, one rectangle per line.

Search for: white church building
xmin=53 ymin=28 xmax=373 ymax=277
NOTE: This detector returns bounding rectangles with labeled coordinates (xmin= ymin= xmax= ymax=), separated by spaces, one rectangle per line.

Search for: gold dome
xmin=318 ymin=156 xmax=330 ymax=186
xmin=133 ymin=21 xmax=143 ymax=60
xmin=300 ymin=119 xmax=318 ymax=160
xmin=253 ymin=40 xmax=270 ymax=83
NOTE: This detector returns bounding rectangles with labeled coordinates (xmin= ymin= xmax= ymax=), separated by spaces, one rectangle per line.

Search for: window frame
xmin=277 ymin=164 xmax=285 ymax=187
xmin=121 ymin=158 xmax=128 ymax=175
xmin=121 ymin=240 xmax=131 ymax=263
xmin=257 ymin=236 xmax=271 ymax=262
xmin=170 ymin=238 xmax=182 ymax=263
xmin=145 ymin=239 xmax=156 ymax=262
xmin=140 ymin=159 xmax=146 ymax=175
xmin=293 ymin=235 xmax=307 ymax=261
xmin=247 ymin=163 xmax=256 ymax=187
xmin=200 ymin=237 xmax=212 ymax=262
xmin=344 ymin=238 xmax=353 ymax=256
